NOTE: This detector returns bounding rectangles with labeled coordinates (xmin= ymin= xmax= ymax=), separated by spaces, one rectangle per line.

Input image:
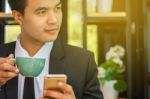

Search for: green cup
xmin=14 ymin=57 xmax=45 ymax=77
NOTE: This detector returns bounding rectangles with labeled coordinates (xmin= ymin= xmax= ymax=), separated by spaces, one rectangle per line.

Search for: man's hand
xmin=0 ymin=54 xmax=19 ymax=86
xmin=41 ymin=82 xmax=76 ymax=99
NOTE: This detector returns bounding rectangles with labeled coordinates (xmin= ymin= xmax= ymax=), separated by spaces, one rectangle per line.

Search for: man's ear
xmin=12 ymin=10 xmax=23 ymax=25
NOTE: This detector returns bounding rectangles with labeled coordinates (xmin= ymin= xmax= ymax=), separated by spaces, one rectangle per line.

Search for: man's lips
xmin=44 ymin=28 xmax=58 ymax=34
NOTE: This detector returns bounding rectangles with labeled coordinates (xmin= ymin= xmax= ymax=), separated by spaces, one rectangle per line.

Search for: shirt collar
xmin=15 ymin=37 xmax=53 ymax=58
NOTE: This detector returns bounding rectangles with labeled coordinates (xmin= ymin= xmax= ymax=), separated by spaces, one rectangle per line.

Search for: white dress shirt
xmin=15 ymin=37 xmax=53 ymax=99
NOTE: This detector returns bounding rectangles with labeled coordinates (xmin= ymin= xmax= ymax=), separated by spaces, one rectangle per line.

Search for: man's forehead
xmin=27 ymin=0 xmax=61 ymax=2
xmin=27 ymin=0 xmax=61 ymax=7
xmin=24 ymin=0 xmax=61 ymax=11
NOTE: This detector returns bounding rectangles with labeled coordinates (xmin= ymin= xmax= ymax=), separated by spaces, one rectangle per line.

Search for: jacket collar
xmin=50 ymin=37 xmax=65 ymax=60
xmin=49 ymin=37 xmax=66 ymax=74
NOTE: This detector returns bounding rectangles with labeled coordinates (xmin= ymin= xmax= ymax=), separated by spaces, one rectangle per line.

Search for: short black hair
xmin=8 ymin=0 xmax=28 ymax=15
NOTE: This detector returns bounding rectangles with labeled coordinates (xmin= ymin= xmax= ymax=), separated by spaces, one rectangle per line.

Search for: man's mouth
xmin=44 ymin=28 xmax=59 ymax=34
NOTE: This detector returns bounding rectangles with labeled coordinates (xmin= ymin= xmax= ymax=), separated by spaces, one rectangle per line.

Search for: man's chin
xmin=44 ymin=37 xmax=57 ymax=43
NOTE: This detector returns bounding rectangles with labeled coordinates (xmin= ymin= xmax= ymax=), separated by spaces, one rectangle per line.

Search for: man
xmin=0 ymin=0 xmax=103 ymax=99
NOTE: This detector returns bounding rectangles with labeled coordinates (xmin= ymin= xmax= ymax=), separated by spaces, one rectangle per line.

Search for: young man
xmin=0 ymin=0 xmax=103 ymax=99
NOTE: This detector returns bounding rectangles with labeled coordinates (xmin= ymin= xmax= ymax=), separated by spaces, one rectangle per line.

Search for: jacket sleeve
xmin=0 ymin=85 xmax=6 ymax=99
xmin=83 ymin=52 xmax=103 ymax=99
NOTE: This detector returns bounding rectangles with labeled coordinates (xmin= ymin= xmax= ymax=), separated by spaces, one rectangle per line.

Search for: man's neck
xmin=20 ymin=36 xmax=44 ymax=56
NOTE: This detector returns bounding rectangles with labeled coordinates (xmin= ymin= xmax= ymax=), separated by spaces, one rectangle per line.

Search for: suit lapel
xmin=49 ymin=38 xmax=66 ymax=74
xmin=6 ymin=77 xmax=18 ymax=99
xmin=3 ymin=42 xmax=18 ymax=99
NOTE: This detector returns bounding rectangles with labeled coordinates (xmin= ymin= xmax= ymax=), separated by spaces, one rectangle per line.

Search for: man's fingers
xmin=7 ymin=54 xmax=14 ymax=59
xmin=40 ymin=97 xmax=50 ymax=99
xmin=0 ymin=58 xmax=7 ymax=64
xmin=0 ymin=78 xmax=7 ymax=85
xmin=43 ymin=90 xmax=63 ymax=99
xmin=0 ymin=70 xmax=18 ymax=86
xmin=6 ymin=54 xmax=15 ymax=65
xmin=0 ymin=54 xmax=17 ymax=86
xmin=0 ymin=63 xmax=19 ymax=73
xmin=0 ymin=54 xmax=15 ymax=67
xmin=58 ymin=82 xmax=73 ymax=94
xmin=0 ymin=71 xmax=18 ymax=78
xmin=42 ymin=82 xmax=76 ymax=99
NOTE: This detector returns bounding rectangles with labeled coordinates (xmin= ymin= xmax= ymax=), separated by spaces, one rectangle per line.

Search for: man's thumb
xmin=7 ymin=54 xmax=14 ymax=59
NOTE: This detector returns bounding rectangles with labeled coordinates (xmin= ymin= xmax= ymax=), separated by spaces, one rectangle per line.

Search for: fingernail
xmin=8 ymin=54 xmax=14 ymax=58
xmin=15 ymin=68 xmax=19 ymax=73
xmin=58 ymin=82 xmax=64 ymax=86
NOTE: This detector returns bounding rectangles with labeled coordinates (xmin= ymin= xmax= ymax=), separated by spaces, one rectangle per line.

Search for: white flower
xmin=105 ymin=45 xmax=125 ymax=60
xmin=98 ymin=67 xmax=106 ymax=78
xmin=112 ymin=57 xmax=123 ymax=67
xmin=110 ymin=45 xmax=125 ymax=58
xmin=106 ymin=50 xmax=118 ymax=60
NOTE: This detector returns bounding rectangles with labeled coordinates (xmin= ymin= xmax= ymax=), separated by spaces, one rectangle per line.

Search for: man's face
xmin=17 ymin=0 xmax=62 ymax=43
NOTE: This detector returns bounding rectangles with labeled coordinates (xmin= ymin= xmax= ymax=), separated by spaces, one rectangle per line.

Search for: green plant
xmin=98 ymin=45 xmax=127 ymax=92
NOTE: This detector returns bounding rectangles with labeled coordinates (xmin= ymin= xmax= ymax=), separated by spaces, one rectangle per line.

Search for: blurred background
xmin=0 ymin=0 xmax=149 ymax=99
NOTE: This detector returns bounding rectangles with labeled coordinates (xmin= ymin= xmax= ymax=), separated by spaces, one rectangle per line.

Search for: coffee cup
xmin=12 ymin=57 xmax=45 ymax=77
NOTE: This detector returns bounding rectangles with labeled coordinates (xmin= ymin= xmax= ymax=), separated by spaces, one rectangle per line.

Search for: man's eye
xmin=55 ymin=6 xmax=62 ymax=12
xmin=37 ymin=10 xmax=47 ymax=15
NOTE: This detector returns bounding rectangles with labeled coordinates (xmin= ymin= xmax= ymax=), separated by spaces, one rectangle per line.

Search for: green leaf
xmin=99 ymin=78 xmax=105 ymax=86
xmin=105 ymin=67 xmax=116 ymax=80
xmin=114 ymin=80 xmax=127 ymax=92
xmin=117 ymin=65 xmax=125 ymax=73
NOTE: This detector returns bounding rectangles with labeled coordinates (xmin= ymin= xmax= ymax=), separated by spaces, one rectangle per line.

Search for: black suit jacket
xmin=0 ymin=38 xmax=103 ymax=99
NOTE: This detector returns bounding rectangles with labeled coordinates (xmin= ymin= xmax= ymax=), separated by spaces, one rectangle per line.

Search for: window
xmin=4 ymin=0 xmax=20 ymax=43
xmin=68 ymin=0 xmax=98 ymax=62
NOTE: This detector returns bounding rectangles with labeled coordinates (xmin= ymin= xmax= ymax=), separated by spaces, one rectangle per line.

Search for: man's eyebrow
xmin=56 ymin=2 xmax=62 ymax=6
xmin=35 ymin=7 xmax=48 ymax=12
xmin=34 ymin=2 xmax=62 ymax=12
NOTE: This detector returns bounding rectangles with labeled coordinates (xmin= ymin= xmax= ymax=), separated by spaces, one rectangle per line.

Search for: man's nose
xmin=47 ymin=11 xmax=57 ymax=24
